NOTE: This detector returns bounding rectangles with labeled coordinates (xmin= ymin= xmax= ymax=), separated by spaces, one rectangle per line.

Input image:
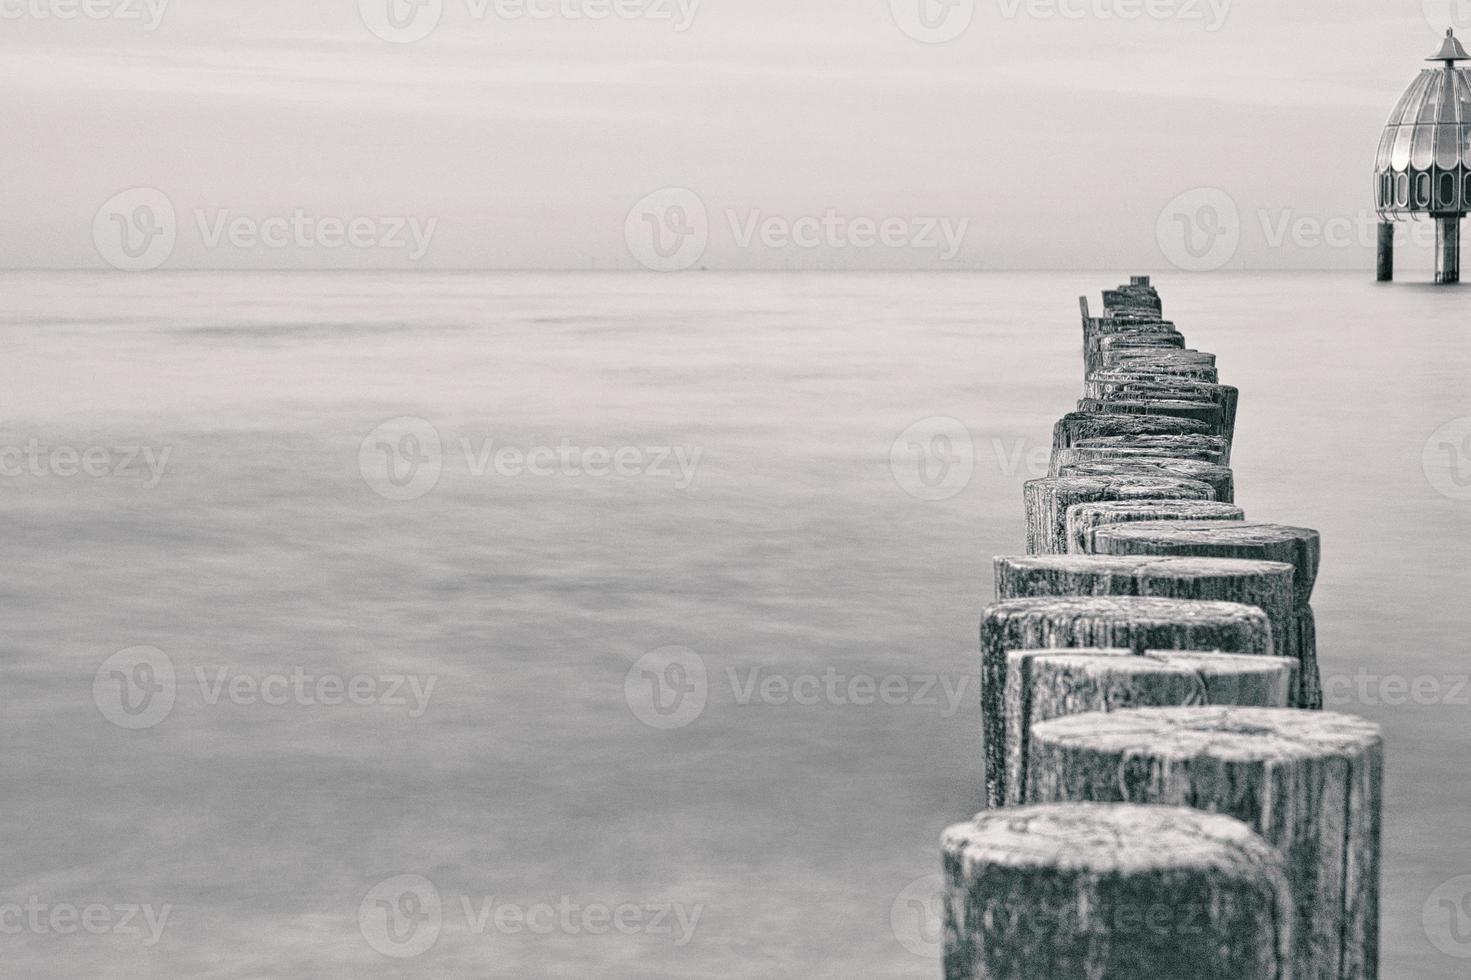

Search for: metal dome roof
xmin=1374 ymin=30 xmax=1471 ymax=215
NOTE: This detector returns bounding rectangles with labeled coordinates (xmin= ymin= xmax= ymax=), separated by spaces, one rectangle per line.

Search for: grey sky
xmin=0 ymin=0 xmax=1460 ymax=269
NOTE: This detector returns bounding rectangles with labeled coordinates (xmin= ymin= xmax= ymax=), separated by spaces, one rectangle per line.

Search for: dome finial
xmin=1428 ymin=27 xmax=1470 ymax=64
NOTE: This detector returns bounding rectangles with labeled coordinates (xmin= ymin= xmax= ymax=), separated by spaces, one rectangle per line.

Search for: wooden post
xmin=1071 ymin=432 xmax=1230 ymax=465
xmin=1002 ymin=648 xmax=1297 ymax=805
xmin=1064 ymin=500 xmax=1243 ymax=555
xmin=1057 ymin=459 xmax=1235 ymax=504
xmin=1438 ymin=215 xmax=1460 ymax=284
xmin=993 ymin=554 xmax=1297 ymax=697
xmin=978 ymin=595 xmax=1274 ymax=807
xmin=1076 ymin=398 xmax=1227 ymax=439
xmin=1023 ymin=476 xmax=1217 ymax=555
xmin=1026 ymin=706 xmax=1383 ymax=980
xmin=941 ymin=803 xmax=1295 ymax=980
xmin=1081 ymin=378 xmax=1238 ymax=442
xmin=1376 ymin=221 xmax=1393 ymax=282
xmin=1052 ymin=413 xmax=1215 ymax=458
xmin=1087 ymin=520 xmax=1322 ymax=707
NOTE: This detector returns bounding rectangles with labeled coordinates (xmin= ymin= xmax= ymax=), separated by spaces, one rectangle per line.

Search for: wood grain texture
xmin=1071 ymin=432 xmax=1230 ymax=465
xmin=1076 ymin=398 xmax=1228 ymax=438
xmin=1058 ymin=458 xmax=1235 ymax=505
xmin=1023 ymin=476 xmax=1217 ymax=554
xmin=1050 ymin=446 xmax=1226 ymax=477
xmin=1088 ymin=520 xmax=1323 ymax=707
xmin=940 ymin=803 xmax=1294 ymax=980
xmin=1026 ymin=706 xmax=1383 ymax=980
xmin=1081 ymin=377 xmax=1238 ymax=442
xmin=1001 ymin=648 xmax=1297 ymax=805
xmin=1064 ymin=500 xmax=1244 ymax=554
xmin=1052 ymin=413 xmax=1216 ymax=457
xmin=978 ymin=596 xmax=1274 ymax=806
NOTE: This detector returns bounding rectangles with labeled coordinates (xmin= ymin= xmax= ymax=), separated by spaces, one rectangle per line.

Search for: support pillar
xmin=1437 ymin=215 xmax=1460 ymax=284
xmin=1376 ymin=221 xmax=1394 ymax=282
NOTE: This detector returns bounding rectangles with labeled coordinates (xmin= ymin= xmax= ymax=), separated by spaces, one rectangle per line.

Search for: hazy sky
xmin=1 ymin=0 xmax=1462 ymax=270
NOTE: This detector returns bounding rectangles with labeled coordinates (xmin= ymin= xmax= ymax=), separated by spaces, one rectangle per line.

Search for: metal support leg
xmin=1437 ymin=216 xmax=1460 ymax=284
xmin=1376 ymin=222 xmax=1394 ymax=282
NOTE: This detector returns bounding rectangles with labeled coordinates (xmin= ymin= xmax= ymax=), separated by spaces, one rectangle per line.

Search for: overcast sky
xmin=0 ymin=0 xmax=1461 ymax=270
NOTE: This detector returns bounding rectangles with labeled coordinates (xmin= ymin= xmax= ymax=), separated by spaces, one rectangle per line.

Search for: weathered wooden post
xmin=1076 ymin=397 xmax=1227 ymax=437
xmin=1376 ymin=221 xmax=1393 ymax=282
xmin=1026 ymin=706 xmax=1383 ymax=980
xmin=1051 ymin=412 xmax=1217 ymax=460
xmin=978 ymin=595 xmax=1273 ymax=806
xmin=1071 ymin=432 xmax=1230 ymax=465
xmin=1057 ymin=459 xmax=1235 ymax=504
xmin=993 ymin=554 xmax=1298 ymax=698
xmin=940 ymin=803 xmax=1295 ymax=980
xmin=1001 ymin=648 xmax=1297 ymax=805
xmin=1064 ymin=500 xmax=1243 ymax=554
xmin=1086 ymin=520 xmax=1323 ymax=708
xmin=1023 ymin=475 xmax=1217 ymax=554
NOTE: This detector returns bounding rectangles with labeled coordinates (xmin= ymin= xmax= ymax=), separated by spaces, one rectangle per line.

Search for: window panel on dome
xmin=1436 ymin=125 xmax=1461 ymax=168
xmin=1438 ymin=170 xmax=1459 ymax=209
xmin=1416 ymin=171 xmax=1432 ymax=207
xmin=1396 ymin=173 xmax=1410 ymax=208
xmin=1412 ymin=123 xmax=1437 ymax=169
xmin=1390 ymin=73 xmax=1428 ymax=125
xmin=1419 ymin=73 xmax=1447 ymax=123
xmin=1376 ymin=127 xmax=1396 ymax=170
xmin=1392 ymin=124 xmax=1415 ymax=169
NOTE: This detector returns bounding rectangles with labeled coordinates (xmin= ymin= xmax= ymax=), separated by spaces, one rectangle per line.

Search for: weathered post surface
xmin=993 ymin=554 xmax=1297 ymax=694
xmin=1023 ymin=476 xmax=1217 ymax=554
xmin=1071 ymin=432 xmax=1230 ymax=465
xmin=1101 ymin=356 xmax=1220 ymax=383
xmin=1051 ymin=411 xmax=1216 ymax=459
xmin=1057 ymin=458 xmax=1235 ymax=504
xmin=1050 ymin=445 xmax=1225 ymax=475
xmin=1076 ymin=397 xmax=1227 ymax=437
xmin=978 ymin=595 xmax=1273 ymax=806
xmin=940 ymin=803 xmax=1295 ymax=980
xmin=1026 ymin=706 xmax=1383 ymax=980
xmin=1087 ymin=520 xmax=1322 ymax=707
xmin=1064 ymin=500 xmax=1243 ymax=554
xmin=1001 ymin=648 xmax=1297 ymax=806
xmin=1081 ymin=376 xmax=1238 ymax=441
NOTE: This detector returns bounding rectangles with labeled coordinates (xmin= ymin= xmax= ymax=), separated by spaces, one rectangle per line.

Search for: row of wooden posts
xmin=939 ymin=277 xmax=1384 ymax=979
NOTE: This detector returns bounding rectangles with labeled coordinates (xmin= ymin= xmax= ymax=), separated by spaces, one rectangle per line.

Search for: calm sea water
xmin=1 ymin=270 xmax=1468 ymax=978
